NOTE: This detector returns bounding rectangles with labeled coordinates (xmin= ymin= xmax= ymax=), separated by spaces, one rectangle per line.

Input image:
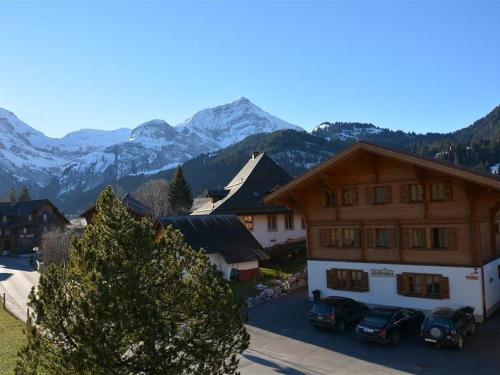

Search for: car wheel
xmin=336 ymin=320 xmax=346 ymax=333
xmin=390 ymin=331 xmax=400 ymax=345
xmin=469 ymin=322 xmax=476 ymax=335
xmin=456 ymin=335 xmax=464 ymax=350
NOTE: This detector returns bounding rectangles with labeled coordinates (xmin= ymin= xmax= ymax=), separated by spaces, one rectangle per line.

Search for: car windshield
xmin=362 ymin=310 xmax=393 ymax=327
xmin=312 ymin=303 xmax=332 ymax=315
xmin=424 ymin=316 xmax=452 ymax=329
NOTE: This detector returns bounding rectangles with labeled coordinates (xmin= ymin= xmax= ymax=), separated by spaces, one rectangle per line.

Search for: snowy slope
xmin=176 ymin=97 xmax=304 ymax=149
xmin=0 ymin=98 xmax=304 ymax=200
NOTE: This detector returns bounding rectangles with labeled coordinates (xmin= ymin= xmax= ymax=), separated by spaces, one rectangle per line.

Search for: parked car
xmin=309 ymin=296 xmax=369 ymax=332
xmin=355 ymin=307 xmax=424 ymax=344
xmin=420 ymin=306 xmax=475 ymax=349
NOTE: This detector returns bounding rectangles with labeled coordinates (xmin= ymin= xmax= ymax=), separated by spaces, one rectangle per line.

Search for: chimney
xmin=251 ymin=151 xmax=260 ymax=160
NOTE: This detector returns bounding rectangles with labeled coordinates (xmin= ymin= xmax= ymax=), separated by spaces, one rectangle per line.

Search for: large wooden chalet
xmin=265 ymin=142 xmax=500 ymax=322
xmin=0 ymin=199 xmax=68 ymax=255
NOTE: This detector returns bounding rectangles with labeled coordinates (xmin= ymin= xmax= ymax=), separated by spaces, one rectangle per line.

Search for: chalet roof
xmin=156 ymin=214 xmax=268 ymax=264
xmin=80 ymin=193 xmax=152 ymax=220
xmin=265 ymin=141 xmax=500 ymax=203
xmin=0 ymin=199 xmax=69 ymax=227
xmin=192 ymin=153 xmax=293 ymax=215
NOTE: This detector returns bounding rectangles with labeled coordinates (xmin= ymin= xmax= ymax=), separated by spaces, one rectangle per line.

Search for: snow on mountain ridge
xmin=176 ymin=97 xmax=304 ymax=149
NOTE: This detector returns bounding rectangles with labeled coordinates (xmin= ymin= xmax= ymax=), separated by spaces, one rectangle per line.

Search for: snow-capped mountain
xmin=176 ymin=97 xmax=304 ymax=149
xmin=0 ymin=98 xmax=303 ymax=206
xmin=311 ymin=122 xmax=383 ymax=141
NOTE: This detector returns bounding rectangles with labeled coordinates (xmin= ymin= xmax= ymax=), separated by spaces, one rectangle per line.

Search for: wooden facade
xmin=0 ymin=200 xmax=68 ymax=255
xmin=265 ymin=142 xmax=500 ymax=319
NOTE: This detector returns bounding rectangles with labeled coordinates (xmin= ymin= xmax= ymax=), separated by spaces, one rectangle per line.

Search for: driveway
xmin=240 ymin=291 xmax=500 ymax=375
xmin=0 ymin=256 xmax=39 ymax=321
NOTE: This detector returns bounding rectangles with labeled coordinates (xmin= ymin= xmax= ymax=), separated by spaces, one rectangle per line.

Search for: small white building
xmin=154 ymin=214 xmax=268 ymax=281
xmin=192 ymin=152 xmax=306 ymax=249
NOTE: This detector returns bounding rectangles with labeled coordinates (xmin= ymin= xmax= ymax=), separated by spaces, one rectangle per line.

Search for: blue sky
xmin=0 ymin=1 xmax=499 ymax=138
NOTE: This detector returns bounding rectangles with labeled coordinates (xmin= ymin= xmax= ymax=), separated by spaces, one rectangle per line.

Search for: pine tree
xmin=8 ymin=187 xmax=17 ymax=203
xmin=16 ymin=187 xmax=249 ymax=375
xmin=18 ymin=186 xmax=31 ymax=201
xmin=168 ymin=166 xmax=194 ymax=214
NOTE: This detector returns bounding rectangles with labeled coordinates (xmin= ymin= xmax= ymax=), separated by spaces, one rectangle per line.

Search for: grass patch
xmin=0 ymin=308 xmax=25 ymax=374
xmin=230 ymin=253 xmax=306 ymax=300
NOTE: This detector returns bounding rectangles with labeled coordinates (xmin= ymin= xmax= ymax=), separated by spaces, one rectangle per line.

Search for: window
xmin=5 ymin=229 xmax=10 ymax=235
xmin=342 ymin=228 xmax=360 ymax=248
xmin=323 ymin=190 xmax=336 ymax=207
xmin=426 ymin=275 xmax=441 ymax=298
xmin=319 ymin=228 xmax=339 ymax=247
xmin=301 ymin=217 xmax=306 ymax=230
xmin=242 ymin=216 xmax=253 ymax=231
xmin=341 ymin=189 xmax=356 ymax=206
xmin=43 ymin=213 xmax=48 ymax=222
xmin=374 ymin=186 xmax=386 ymax=204
xmin=267 ymin=215 xmax=277 ymax=232
xmin=326 ymin=268 xmax=369 ymax=292
xmin=28 ymin=214 xmax=32 ymax=222
xmin=23 ymin=228 xmax=27 ymax=234
xmin=412 ymin=228 xmax=427 ymax=248
xmin=375 ymin=228 xmax=389 ymax=248
xmin=2 ymin=216 xmax=6 ymax=223
xmin=431 ymin=182 xmax=452 ymax=201
xmin=397 ymin=273 xmax=449 ymax=299
xmin=410 ymin=184 xmax=424 ymax=202
xmin=432 ymin=228 xmax=448 ymax=249
xmin=284 ymin=213 xmax=294 ymax=230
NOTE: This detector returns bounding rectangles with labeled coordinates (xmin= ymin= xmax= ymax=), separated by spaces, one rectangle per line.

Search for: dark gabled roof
xmin=156 ymin=214 xmax=268 ymax=264
xmin=121 ymin=194 xmax=152 ymax=217
xmin=80 ymin=193 xmax=152 ymax=219
xmin=0 ymin=199 xmax=69 ymax=227
xmin=192 ymin=153 xmax=293 ymax=215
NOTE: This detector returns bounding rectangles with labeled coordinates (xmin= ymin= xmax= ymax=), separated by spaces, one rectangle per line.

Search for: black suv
xmin=355 ymin=307 xmax=424 ymax=344
xmin=309 ymin=296 xmax=369 ymax=332
xmin=420 ymin=306 xmax=475 ymax=349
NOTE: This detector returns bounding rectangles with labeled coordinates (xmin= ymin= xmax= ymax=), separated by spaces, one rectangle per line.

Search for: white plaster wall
xmin=207 ymin=253 xmax=258 ymax=279
xmin=248 ymin=214 xmax=305 ymax=249
xmin=308 ymin=260 xmax=485 ymax=320
xmin=483 ymin=257 xmax=500 ymax=316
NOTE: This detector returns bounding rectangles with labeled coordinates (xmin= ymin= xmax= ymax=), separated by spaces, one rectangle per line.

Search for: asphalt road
xmin=240 ymin=291 xmax=500 ymax=375
xmin=0 ymin=256 xmax=39 ymax=321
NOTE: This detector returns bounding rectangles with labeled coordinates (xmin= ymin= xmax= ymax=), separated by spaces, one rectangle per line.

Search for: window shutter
xmin=354 ymin=229 xmax=361 ymax=248
xmin=319 ymin=229 xmax=328 ymax=247
xmin=361 ymin=271 xmax=369 ymax=291
xmin=447 ymin=228 xmax=457 ymax=250
xmin=352 ymin=188 xmax=359 ymax=206
xmin=400 ymin=184 xmax=409 ymax=203
xmin=444 ymin=181 xmax=453 ymax=201
xmin=385 ymin=185 xmax=393 ymax=204
xmin=365 ymin=228 xmax=374 ymax=248
xmin=364 ymin=186 xmax=373 ymax=205
xmin=440 ymin=276 xmax=450 ymax=299
xmin=401 ymin=227 xmax=409 ymax=249
xmin=397 ymin=273 xmax=409 ymax=295
xmin=388 ymin=228 xmax=397 ymax=249
xmin=326 ymin=269 xmax=338 ymax=289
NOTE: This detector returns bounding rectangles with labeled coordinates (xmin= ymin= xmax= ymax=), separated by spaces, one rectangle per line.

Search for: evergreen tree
xmin=168 ymin=166 xmax=194 ymax=214
xmin=16 ymin=187 xmax=248 ymax=375
xmin=18 ymin=186 xmax=31 ymax=201
xmin=9 ymin=187 xmax=17 ymax=203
